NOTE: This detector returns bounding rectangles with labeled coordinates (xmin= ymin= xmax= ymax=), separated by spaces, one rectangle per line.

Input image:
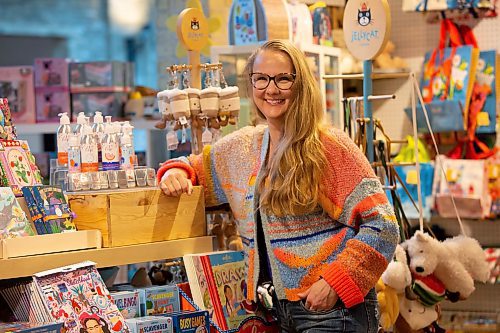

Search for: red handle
xmin=439 ymin=19 xmax=463 ymax=49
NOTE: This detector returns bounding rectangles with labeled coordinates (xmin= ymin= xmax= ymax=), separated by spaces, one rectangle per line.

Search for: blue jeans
xmin=275 ymin=289 xmax=379 ymax=332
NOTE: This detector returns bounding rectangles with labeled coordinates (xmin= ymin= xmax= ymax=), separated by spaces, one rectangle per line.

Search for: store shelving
xmin=0 ymin=236 xmax=213 ymax=280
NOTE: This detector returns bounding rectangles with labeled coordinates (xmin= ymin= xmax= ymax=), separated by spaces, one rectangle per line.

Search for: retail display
xmin=0 ymin=187 xmax=35 ymax=239
xmin=0 ymin=66 xmax=36 ymax=124
xmin=110 ymin=291 xmax=141 ymax=319
xmin=183 ymin=250 xmax=253 ymax=331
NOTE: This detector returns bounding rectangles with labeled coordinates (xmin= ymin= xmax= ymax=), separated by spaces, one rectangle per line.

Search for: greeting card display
xmin=0 ymin=186 xmax=35 ymax=239
xmin=33 ymin=261 xmax=128 ymax=333
xmin=0 ymin=140 xmax=42 ymax=196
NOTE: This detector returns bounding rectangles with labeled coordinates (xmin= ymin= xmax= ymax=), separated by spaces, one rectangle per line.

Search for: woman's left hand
xmin=297 ymin=278 xmax=338 ymax=312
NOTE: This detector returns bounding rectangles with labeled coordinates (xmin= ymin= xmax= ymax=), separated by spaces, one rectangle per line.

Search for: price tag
xmin=406 ymin=169 xmax=418 ymax=185
xmin=202 ymin=128 xmax=213 ymax=146
xmin=166 ymin=131 xmax=179 ymax=150
xmin=179 ymin=116 xmax=188 ymax=125
xmin=477 ymin=112 xmax=490 ymax=127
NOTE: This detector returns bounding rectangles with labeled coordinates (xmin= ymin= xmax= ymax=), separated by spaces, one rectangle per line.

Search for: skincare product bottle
xmin=101 ymin=116 xmax=120 ymax=171
xmin=57 ymin=112 xmax=71 ymax=166
xmin=92 ymin=111 xmax=105 ymax=163
xmin=80 ymin=123 xmax=99 ymax=172
xmin=67 ymin=134 xmax=81 ymax=174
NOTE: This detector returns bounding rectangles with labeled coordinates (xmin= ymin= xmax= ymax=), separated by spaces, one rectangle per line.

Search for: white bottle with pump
xmin=73 ymin=112 xmax=86 ymax=143
xmin=57 ymin=112 xmax=71 ymax=166
xmin=67 ymin=134 xmax=81 ymax=174
xmin=101 ymin=116 xmax=120 ymax=171
xmin=92 ymin=111 xmax=105 ymax=163
xmin=121 ymin=121 xmax=137 ymax=166
xmin=120 ymin=130 xmax=134 ymax=171
xmin=80 ymin=123 xmax=99 ymax=172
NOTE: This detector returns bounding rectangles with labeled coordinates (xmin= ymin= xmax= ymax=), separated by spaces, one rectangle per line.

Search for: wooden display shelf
xmin=0 ymin=230 xmax=102 ymax=259
xmin=0 ymin=236 xmax=213 ymax=279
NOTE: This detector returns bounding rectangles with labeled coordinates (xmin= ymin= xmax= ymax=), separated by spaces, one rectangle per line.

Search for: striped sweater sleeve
xmin=319 ymin=129 xmax=399 ymax=308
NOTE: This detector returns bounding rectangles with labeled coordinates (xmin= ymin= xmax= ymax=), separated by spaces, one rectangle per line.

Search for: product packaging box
xmin=71 ymin=91 xmax=127 ymax=119
xmin=34 ymin=58 xmax=70 ymax=88
xmin=0 ymin=66 xmax=36 ymax=123
xmin=69 ymin=61 xmax=134 ymax=92
xmin=160 ymin=310 xmax=209 ymax=333
xmin=111 ymin=290 xmax=141 ymax=319
xmin=35 ymin=87 xmax=70 ymax=122
xmin=138 ymin=285 xmax=181 ymax=316
xmin=125 ymin=316 xmax=173 ymax=333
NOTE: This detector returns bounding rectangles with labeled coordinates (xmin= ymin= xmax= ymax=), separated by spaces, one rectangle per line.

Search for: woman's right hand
xmin=159 ymin=167 xmax=193 ymax=196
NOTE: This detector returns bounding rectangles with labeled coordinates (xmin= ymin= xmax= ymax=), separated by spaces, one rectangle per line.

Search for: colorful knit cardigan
xmin=157 ymin=125 xmax=399 ymax=308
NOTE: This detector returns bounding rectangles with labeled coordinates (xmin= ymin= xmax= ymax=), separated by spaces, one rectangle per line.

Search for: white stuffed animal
xmin=382 ymin=244 xmax=412 ymax=293
xmin=398 ymin=296 xmax=438 ymax=331
xmin=403 ymin=231 xmax=490 ymax=299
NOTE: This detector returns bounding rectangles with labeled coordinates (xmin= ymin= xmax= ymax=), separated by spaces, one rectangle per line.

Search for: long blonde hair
xmin=244 ymin=40 xmax=328 ymax=216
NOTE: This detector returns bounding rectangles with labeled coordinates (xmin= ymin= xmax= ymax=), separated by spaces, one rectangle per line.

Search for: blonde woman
xmin=158 ymin=39 xmax=399 ymax=332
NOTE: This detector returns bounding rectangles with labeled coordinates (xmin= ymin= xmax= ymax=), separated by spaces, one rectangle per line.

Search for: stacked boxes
xmin=69 ymin=61 xmax=134 ymax=119
xmin=34 ymin=58 xmax=71 ymax=122
xmin=0 ymin=66 xmax=36 ymax=123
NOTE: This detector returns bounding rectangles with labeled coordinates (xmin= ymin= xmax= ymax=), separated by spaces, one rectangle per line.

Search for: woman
xmin=158 ymin=39 xmax=399 ymax=332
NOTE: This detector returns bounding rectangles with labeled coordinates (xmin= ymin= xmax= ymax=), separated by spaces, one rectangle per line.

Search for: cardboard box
xmin=70 ymin=61 xmax=134 ymax=92
xmin=35 ymin=87 xmax=70 ymax=122
xmin=71 ymin=91 xmax=127 ymax=119
xmin=67 ymin=187 xmax=206 ymax=247
xmin=0 ymin=66 xmax=36 ymax=123
xmin=34 ymin=58 xmax=70 ymax=88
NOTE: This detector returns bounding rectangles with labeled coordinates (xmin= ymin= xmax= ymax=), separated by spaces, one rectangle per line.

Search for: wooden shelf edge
xmin=0 ymin=236 xmax=214 ymax=279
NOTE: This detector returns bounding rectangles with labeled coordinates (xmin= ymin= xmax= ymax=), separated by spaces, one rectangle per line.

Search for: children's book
xmin=111 ymin=291 xmax=141 ymax=319
xmin=183 ymin=251 xmax=253 ymax=331
xmin=32 ymin=261 xmax=128 ymax=333
xmin=137 ymin=285 xmax=180 ymax=316
xmin=22 ymin=185 xmax=76 ymax=234
xmin=0 ymin=140 xmax=42 ymax=195
xmin=162 ymin=310 xmax=209 ymax=333
xmin=0 ymin=186 xmax=35 ymax=239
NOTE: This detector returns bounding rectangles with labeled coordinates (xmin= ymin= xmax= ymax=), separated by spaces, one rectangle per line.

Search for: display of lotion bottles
xmin=67 ymin=134 xmax=81 ymax=173
xmin=121 ymin=121 xmax=137 ymax=166
xmin=73 ymin=112 xmax=86 ymax=143
xmin=92 ymin=111 xmax=105 ymax=163
xmin=120 ymin=130 xmax=134 ymax=170
xmin=101 ymin=116 xmax=120 ymax=171
xmin=80 ymin=123 xmax=99 ymax=172
xmin=57 ymin=112 xmax=71 ymax=166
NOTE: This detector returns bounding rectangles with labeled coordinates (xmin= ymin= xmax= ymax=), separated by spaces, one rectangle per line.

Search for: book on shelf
xmin=0 ymin=321 xmax=63 ymax=333
xmin=21 ymin=185 xmax=76 ymax=234
xmin=1 ymin=261 xmax=129 ymax=333
xmin=0 ymin=186 xmax=36 ymax=239
xmin=183 ymin=250 xmax=254 ymax=331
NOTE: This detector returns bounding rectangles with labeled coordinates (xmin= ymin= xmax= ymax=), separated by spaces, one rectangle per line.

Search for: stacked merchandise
xmin=0 ymin=261 xmax=211 ymax=333
xmin=34 ymin=58 xmax=71 ymax=123
xmin=70 ymin=61 xmax=134 ymax=120
xmin=0 ymin=99 xmax=76 ymax=239
xmin=0 ymin=67 xmax=36 ymax=124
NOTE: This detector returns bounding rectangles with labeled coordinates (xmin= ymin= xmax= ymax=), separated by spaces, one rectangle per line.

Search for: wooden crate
xmin=67 ymin=187 xmax=206 ymax=247
xmin=0 ymin=230 xmax=102 ymax=259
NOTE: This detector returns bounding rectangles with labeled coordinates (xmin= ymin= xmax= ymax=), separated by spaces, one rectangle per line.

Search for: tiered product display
xmin=0 ymin=0 xmax=499 ymax=333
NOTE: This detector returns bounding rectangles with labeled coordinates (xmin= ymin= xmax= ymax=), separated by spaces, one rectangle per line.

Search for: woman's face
xmin=85 ymin=319 xmax=102 ymax=333
xmin=251 ymin=50 xmax=294 ymax=128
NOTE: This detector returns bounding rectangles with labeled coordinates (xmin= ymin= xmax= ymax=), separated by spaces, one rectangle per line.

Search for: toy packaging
xmin=111 ymin=290 xmax=141 ymax=319
xmin=160 ymin=310 xmax=209 ymax=333
xmin=138 ymin=285 xmax=181 ymax=316
xmin=34 ymin=58 xmax=70 ymax=88
xmin=33 ymin=261 xmax=128 ymax=333
xmin=0 ymin=186 xmax=35 ymax=239
xmin=125 ymin=316 xmax=173 ymax=333
xmin=69 ymin=61 xmax=134 ymax=92
xmin=0 ymin=66 xmax=36 ymax=124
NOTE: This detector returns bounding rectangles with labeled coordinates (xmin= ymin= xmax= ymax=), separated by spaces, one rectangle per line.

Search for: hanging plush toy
xmin=403 ymin=231 xmax=490 ymax=300
xmin=217 ymin=65 xmax=240 ymax=126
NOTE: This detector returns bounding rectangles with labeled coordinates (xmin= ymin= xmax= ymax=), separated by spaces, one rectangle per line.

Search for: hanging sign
xmin=343 ymin=0 xmax=391 ymax=61
xmin=177 ymin=8 xmax=209 ymax=51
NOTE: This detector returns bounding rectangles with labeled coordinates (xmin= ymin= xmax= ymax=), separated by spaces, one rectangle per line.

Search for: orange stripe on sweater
xmin=273 ymin=229 xmax=347 ymax=268
xmin=268 ymin=220 xmax=335 ymax=235
xmin=348 ymin=192 xmax=390 ymax=226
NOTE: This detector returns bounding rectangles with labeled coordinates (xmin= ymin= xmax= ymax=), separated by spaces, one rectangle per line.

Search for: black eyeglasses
xmin=249 ymin=72 xmax=296 ymax=90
